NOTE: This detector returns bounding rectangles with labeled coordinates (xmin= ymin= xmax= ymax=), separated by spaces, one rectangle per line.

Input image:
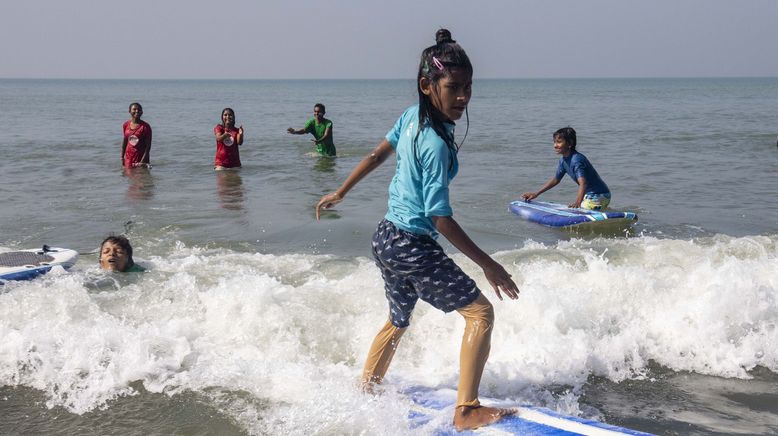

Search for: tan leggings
xmin=361 ymin=293 xmax=494 ymax=407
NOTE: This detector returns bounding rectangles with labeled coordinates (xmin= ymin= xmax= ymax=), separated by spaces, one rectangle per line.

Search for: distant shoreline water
xmin=3 ymin=75 xmax=778 ymax=80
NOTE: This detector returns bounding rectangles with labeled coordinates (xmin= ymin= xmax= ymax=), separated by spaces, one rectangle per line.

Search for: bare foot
xmin=360 ymin=381 xmax=375 ymax=395
xmin=453 ymin=405 xmax=515 ymax=431
xmin=359 ymin=380 xmax=384 ymax=396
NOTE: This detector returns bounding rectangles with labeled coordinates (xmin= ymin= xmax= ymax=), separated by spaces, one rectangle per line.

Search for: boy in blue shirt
xmin=522 ymin=127 xmax=611 ymax=210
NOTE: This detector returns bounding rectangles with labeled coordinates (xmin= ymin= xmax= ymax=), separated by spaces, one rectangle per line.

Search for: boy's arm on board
xmin=569 ymin=177 xmax=586 ymax=208
xmin=315 ymin=139 xmax=394 ymax=219
xmin=431 ymin=215 xmax=519 ymax=301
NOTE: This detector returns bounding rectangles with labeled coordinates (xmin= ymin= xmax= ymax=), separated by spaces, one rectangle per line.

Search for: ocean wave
xmin=1 ymin=234 xmax=776 ymax=432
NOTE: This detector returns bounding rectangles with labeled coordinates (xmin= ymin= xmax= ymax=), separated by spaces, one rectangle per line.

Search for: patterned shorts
xmin=581 ymin=192 xmax=611 ymax=210
xmin=371 ymin=219 xmax=481 ymax=328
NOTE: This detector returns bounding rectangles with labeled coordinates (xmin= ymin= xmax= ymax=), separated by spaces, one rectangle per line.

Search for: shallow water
xmin=1 ymin=78 xmax=777 ymax=435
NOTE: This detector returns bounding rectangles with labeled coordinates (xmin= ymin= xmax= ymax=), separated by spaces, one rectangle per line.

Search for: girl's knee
xmin=458 ymin=293 xmax=494 ymax=324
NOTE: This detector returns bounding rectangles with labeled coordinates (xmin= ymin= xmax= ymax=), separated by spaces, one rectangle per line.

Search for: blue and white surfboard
xmin=406 ymin=386 xmax=654 ymax=435
xmin=509 ymin=200 xmax=638 ymax=228
xmin=0 ymin=246 xmax=79 ymax=283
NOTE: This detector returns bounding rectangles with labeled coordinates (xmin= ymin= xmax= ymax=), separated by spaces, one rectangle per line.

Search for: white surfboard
xmin=0 ymin=246 xmax=79 ymax=283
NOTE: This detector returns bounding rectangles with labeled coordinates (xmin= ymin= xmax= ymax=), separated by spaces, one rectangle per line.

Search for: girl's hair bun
xmin=435 ymin=28 xmax=455 ymax=45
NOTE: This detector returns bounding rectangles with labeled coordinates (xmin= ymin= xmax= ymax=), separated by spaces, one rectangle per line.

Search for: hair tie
xmin=432 ymin=57 xmax=445 ymax=71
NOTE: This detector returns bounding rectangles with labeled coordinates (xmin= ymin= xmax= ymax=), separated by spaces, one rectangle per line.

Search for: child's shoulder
xmin=395 ymin=105 xmax=421 ymax=128
xmin=402 ymin=104 xmax=420 ymax=117
xmin=126 ymin=263 xmax=146 ymax=272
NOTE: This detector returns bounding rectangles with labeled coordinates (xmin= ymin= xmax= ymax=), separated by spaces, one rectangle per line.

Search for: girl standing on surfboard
xmin=521 ymin=127 xmax=611 ymax=210
xmin=315 ymin=29 xmax=519 ymax=431
xmin=121 ymin=102 xmax=152 ymax=168
xmin=213 ymin=107 xmax=244 ymax=170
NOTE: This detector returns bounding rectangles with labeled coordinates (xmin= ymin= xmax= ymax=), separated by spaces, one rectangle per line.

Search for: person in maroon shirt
xmin=213 ymin=107 xmax=244 ymax=170
xmin=121 ymin=102 xmax=152 ymax=168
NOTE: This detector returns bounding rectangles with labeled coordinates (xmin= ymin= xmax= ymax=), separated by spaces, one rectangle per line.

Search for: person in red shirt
xmin=121 ymin=102 xmax=152 ymax=168
xmin=214 ymin=108 xmax=245 ymax=170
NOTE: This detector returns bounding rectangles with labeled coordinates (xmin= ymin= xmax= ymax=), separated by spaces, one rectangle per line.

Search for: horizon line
xmin=2 ymin=75 xmax=777 ymax=81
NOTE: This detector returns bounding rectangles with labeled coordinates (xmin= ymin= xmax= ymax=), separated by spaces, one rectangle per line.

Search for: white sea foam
xmin=1 ymin=234 xmax=776 ymax=433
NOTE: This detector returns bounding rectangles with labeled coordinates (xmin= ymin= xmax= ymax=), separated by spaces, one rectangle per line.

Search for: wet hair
xmin=128 ymin=102 xmax=143 ymax=112
xmin=314 ymin=103 xmax=325 ymax=114
xmin=99 ymin=235 xmax=134 ymax=266
xmin=415 ymin=28 xmax=473 ymax=164
xmin=221 ymin=107 xmax=235 ymax=127
xmin=554 ymin=127 xmax=577 ymax=152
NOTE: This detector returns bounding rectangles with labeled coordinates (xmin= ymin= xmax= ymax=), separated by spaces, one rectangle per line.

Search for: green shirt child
xmin=287 ymin=103 xmax=336 ymax=157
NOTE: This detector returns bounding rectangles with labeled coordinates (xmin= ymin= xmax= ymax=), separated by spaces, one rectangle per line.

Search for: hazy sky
xmin=2 ymin=0 xmax=777 ymax=79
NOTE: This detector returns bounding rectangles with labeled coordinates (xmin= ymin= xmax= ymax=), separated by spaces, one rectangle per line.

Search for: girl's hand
xmin=238 ymin=125 xmax=244 ymax=134
xmin=315 ymin=192 xmax=342 ymax=220
xmin=482 ymin=260 xmax=519 ymax=301
xmin=521 ymin=192 xmax=537 ymax=201
xmin=568 ymin=201 xmax=581 ymax=208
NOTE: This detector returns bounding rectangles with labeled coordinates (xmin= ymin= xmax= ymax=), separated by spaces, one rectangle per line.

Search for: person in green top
xmin=287 ymin=103 xmax=336 ymax=157
xmin=98 ymin=235 xmax=145 ymax=272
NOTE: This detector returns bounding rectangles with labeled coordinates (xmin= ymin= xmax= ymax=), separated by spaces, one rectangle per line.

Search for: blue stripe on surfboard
xmin=508 ymin=202 xmax=591 ymax=227
xmin=519 ymin=406 xmax=655 ymax=436
xmin=510 ymin=201 xmax=618 ymax=219
xmin=0 ymin=265 xmax=55 ymax=282
xmin=510 ymin=201 xmax=587 ymax=218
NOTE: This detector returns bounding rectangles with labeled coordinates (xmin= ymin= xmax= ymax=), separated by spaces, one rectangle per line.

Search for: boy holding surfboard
xmin=522 ymin=127 xmax=611 ymax=210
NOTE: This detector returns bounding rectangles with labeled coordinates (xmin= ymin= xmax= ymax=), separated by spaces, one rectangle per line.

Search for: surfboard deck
xmin=406 ymin=386 xmax=654 ymax=435
xmin=509 ymin=200 xmax=638 ymax=228
xmin=0 ymin=246 xmax=79 ymax=283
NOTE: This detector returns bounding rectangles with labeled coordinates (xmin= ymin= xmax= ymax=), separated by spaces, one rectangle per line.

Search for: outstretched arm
xmin=315 ymin=139 xmax=394 ymax=219
xmin=431 ymin=215 xmax=519 ymax=301
xmin=521 ymin=176 xmax=560 ymax=201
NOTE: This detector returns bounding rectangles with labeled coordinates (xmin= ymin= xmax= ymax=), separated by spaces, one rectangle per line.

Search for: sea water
xmin=0 ymin=78 xmax=777 ymax=435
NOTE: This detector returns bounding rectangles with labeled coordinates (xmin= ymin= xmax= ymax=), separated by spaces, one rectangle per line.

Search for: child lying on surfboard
xmin=521 ymin=127 xmax=611 ymax=210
